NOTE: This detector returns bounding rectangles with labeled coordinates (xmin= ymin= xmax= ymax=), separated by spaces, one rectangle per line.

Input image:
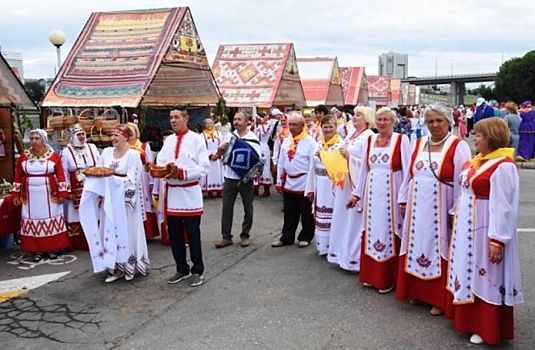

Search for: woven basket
xmin=56 ymin=130 xmax=69 ymax=147
xmin=49 ymin=112 xmax=65 ymax=131
xmin=78 ymin=109 xmax=95 ymax=133
xmin=90 ymin=126 xmax=101 ymax=142
xmin=64 ymin=109 xmax=78 ymax=128
xmin=100 ymin=109 xmax=120 ymax=135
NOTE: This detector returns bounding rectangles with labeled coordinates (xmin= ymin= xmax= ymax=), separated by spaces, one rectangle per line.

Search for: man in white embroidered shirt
xmin=272 ymin=112 xmax=316 ymax=248
xmin=215 ymin=112 xmax=261 ymax=248
xmin=156 ymin=106 xmax=210 ymax=287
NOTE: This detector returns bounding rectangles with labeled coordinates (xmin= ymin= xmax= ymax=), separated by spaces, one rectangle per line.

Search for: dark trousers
xmin=467 ymin=117 xmax=474 ymax=133
xmin=221 ymin=178 xmax=254 ymax=239
xmin=280 ymin=191 xmax=315 ymax=244
xmin=168 ymin=215 xmax=204 ymax=275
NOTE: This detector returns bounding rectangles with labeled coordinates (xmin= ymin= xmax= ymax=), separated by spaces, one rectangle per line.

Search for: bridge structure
xmin=402 ymin=73 xmax=496 ymax=106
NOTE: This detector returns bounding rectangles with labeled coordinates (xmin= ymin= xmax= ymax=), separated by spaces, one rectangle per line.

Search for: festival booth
xmin=0 ymin=55 xmax=38 ymax=240
xmin=40 ymin=7 xmax=220 ymax=147
xmin=340 ymin=67 xmax=369 ymax=107
xmin=367 ymin=75 xmax=392 ymax=109
xmin=390 ymin=79 xmax=402 ymax=106
xmin=296 ymin=57 xmax=344 ymax=108
xmin=212 ymin=43 xmax=306 ymax=115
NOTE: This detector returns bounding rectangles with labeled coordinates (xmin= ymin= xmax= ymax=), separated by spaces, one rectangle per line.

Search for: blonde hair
xmin=376 ymin=107 xmax=397 ymax=123
xmin=126 ymin=122 xmax=140 ymax=139
xmin=474 ymin=118 xmax=510 ymax=150
xmin=114 ymin=124 xmax=136 ymax=139
xmin=505 ymin=101 xmax=518 ymax=114
xmin=354 ymin=106 xmax=377 ymax=129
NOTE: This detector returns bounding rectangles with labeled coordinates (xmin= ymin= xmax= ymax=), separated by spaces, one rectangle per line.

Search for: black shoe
xmin=48 ymin=252 xmax=58 ymax=260
xmin=33 ymin=253 xmax=43 ymax=262
xmin=167 ymin=272 xmax=191 ymax=284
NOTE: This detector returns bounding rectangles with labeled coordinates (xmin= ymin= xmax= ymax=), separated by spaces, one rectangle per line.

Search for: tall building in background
xmin=378 ymin=51 xmax=408 ymax=79
xmin=1 ymin=48 xmax=24 ymax=82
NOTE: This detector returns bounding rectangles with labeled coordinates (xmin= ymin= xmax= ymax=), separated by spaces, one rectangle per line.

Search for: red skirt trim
xmin=395 ymin=256 xmax=448 ymax=310
xmin=21 ymin=232 xmax=69 ymax=253
xmin=143 ymin=212 xmax=160 ymax=239
xmin=445 ymin=293 xmax=514 ymax=345
xmin=358 ymin=234 xmax=400 ymax=290
xmin=66 ymin=222 xmax=89 ymax=251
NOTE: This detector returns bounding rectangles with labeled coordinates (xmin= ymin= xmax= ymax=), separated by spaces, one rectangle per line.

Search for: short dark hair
xmin=171 ymin=105 xmax=188 ymax=114
xmin=314 ymin=105 xmax=329 ymax=114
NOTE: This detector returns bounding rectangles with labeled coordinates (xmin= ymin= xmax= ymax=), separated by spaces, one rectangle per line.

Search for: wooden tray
xmin=83 ymin=167 xmax=114 ymax=177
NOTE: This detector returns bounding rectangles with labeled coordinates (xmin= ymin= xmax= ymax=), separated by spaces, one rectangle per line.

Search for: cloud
xmin=1 ymin=0 xmax=534 ymax=79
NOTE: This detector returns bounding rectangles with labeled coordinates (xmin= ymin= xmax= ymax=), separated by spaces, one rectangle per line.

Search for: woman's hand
xmin=339 ymin=145 xmax=349 ymax=160
xmin=346 ymin=196 xmax=359 ymax=209
xmin=488 ymin=244 xmax=503 ymax=264
xmin=306 ymin=192 xmax=315 ymax=202
xmin=12 ymin=198 xmax=21 ymax=206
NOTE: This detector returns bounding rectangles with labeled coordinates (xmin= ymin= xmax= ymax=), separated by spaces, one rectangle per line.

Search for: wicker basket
xmin=49 ymin=113 xmax=65 ymax=131
xmin=100 ymin=109 xmax=120 ymax=135
xmin=89 ymin=126 xmax=101 ymax=142
xmin=56 ymin=130 xmax=69 ymax=147
xmin=99 ymin=131 xmax=112 ymax=143
xmin=78 ymin=109 xmax=95 ymax=133
xmin=64 ymin=109 xmax=78 ymax=128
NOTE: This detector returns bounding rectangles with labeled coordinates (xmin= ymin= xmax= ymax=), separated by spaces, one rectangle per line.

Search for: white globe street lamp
xmin=49 ymin=30 xmax=66 ymax=74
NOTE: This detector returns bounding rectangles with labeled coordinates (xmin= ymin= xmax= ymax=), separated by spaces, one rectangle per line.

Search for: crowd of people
xmin=9 ymin=100 xmax=525 ymax=345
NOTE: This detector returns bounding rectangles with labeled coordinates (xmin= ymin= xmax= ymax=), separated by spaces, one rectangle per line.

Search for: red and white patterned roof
xmin=212 ymin=43 xmax=305 ymax=107
xmin=367 ymin=75 xmax=391 ymax=99
xmin=297 ymin=57 xmax=344 ymax=106
xmin=340 ymin=67 xmax=368 ymax=106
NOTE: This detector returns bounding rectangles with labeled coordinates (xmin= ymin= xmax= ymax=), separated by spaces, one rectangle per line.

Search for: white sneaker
xmin=469 ymin=333 xmax=484 ymax=345
xmin=378 ymin=286 xmax=394 ymax=294
xmin=362 ymin=283 xmax=373 ymax=287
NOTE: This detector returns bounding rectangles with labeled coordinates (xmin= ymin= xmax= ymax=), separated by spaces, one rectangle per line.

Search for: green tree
xmin=24 ymin=81 xmax=45 ymax=103
xmin=495 ymin=51 xmax=535 ymax=103
xmin=471 ymin=84 xmax=495 ymax=100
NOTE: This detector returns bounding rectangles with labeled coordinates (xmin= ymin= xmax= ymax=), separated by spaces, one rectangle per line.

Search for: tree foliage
xmin=495 ymin=51 xmax=535 ymax=103
xmin=24 ymin=81 xmax=45 ymax=103
xmin=470 ymin=84 xmax=495 ymax=100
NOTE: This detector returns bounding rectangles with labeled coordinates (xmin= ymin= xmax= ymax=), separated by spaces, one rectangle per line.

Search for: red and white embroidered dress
xmin=61 ymin=142 xmax=99 ymax=250
xmin=255 ymin=123 xmax=272 ymax=186
xmin=306 ymin=139 xmax=345 ymax=255
xmin=200 ymin=130 xmax=224 ymax=193
xmin=395 ymin=136 xmax=471 ymax=308
xmin=353 ymin=133 xmax=411 ymax=289
xmin=446 ymin=157 xmax=523 ymax=345
xmin=328 ymin=128 xmax=375 ymax=271
xmin=12 ymin=148 xmax=69 ymax=253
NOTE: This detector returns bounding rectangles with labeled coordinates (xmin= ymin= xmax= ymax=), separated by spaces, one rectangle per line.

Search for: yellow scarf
xmin=129 ymin=139 xmax=146 ymax=164
xmin=470 ymin=147 xmax=515 ymax=170
xmin=203 ymin=129 xmax=219 ymax=140
xmin=319 ymin=134 xmax=348 ymax=188
xmin=277 ymin=127 xmax=290 ymax=140
xmin=288 ymin=129 xmax=308 ymax=160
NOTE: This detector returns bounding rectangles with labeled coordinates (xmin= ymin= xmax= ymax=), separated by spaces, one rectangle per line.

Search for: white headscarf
xmin=29 ymin=129 xmax=49 ymax=145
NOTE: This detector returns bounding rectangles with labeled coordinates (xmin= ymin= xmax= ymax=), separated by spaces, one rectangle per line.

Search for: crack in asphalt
xmin=0 ymin=297 xmax=103 ymax=344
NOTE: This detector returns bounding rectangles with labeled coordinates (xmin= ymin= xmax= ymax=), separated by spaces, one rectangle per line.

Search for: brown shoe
xmin=298 ymin=241 xmax=309 ymax=248
xmin=271 ymin=240 xmax=286 ymax=247
xmin=240 ymin=238 xmax=250 ymax=247
xmin=429 ymin=306 xmax=444 ymax=316
xmin=215 ymin=238 xmax=233 ymax=248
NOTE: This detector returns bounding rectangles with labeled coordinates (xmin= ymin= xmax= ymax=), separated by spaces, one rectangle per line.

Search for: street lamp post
xmin=48 ymin=30 xmax=66 ymax=73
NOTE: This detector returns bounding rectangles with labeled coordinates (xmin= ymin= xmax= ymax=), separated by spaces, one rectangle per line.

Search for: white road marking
xmin=0 ymin=271 xmax=71 ymax=294
xmin=517 ymin=228 xmax=535 ymax=233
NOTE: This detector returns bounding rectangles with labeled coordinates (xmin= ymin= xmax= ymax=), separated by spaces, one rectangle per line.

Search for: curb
xmin=517 ymin=162 xmax=535 ymax=170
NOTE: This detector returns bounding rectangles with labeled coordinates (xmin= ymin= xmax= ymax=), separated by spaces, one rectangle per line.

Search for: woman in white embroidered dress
xmin=306 ymin=116 xmax=345 ymax=256
xmin=61 ymin=123 xmax=100 ymax=251
xmin=328 ymin=107 xmax=376 ymax=271
xmin=272 ymin=114 xmax=290 ymax=170
xmin=347 ymin=107 xmax=411 ymax=293
xmin=446 ymin=118 xmax=523 ymax=345
xmin=255 ymin=112 xmax=273 ymax=197
xmin=12 ymin=129 xmax=69 ymax=262
xmin=127 ymin=122 xmax=159 ymax=240
xmin=395 ymin=103 xmax=471 ymax=316
xmin=200 ymin=118 xmax=224 ymax=198
xmin=98 ymin=124 xmax=149 ymax=282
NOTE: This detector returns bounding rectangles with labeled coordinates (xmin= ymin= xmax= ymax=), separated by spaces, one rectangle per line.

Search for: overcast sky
xmin=1 ymin=0 xmax=532 ymax=80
